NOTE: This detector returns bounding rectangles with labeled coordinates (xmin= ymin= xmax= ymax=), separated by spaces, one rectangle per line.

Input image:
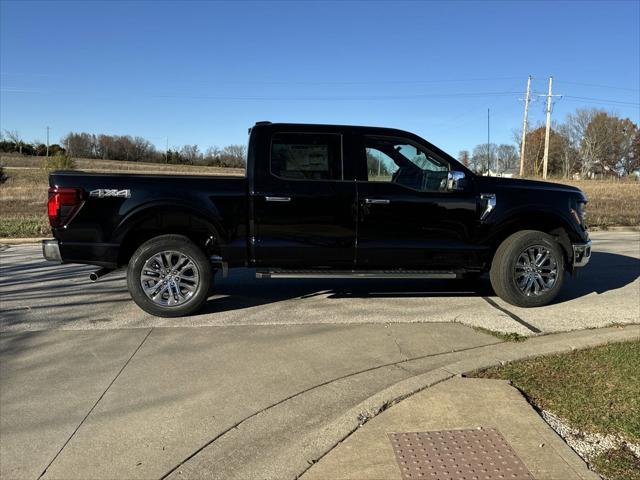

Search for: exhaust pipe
xmin=89 ymin=268 xmax=113 ymax=282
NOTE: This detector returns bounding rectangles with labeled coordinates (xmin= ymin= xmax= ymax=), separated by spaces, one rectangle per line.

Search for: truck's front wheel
xmin=490 ymin=230 xmax=564 ymax=308
xmin=127 ymin=234 xmax=212 ymax=317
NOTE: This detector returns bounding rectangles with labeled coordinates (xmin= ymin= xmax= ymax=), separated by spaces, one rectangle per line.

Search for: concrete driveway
xmin=1 ymin=231 xmax=638 ymax=479
xmin=1 ymin=231 xmax=639 ymax=335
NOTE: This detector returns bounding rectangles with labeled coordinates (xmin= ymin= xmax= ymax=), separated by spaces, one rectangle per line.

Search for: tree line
xmin=0 ymin=130 xmax=247 ymax=168
xmin=459 ymin=108 xmax=639 ymax=178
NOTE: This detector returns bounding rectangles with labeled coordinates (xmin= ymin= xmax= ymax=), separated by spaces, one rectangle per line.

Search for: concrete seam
xmin=482 ymin=296 xmax=542 ymax=333
xmin=37 ymin=327 xmax=154 ymax=479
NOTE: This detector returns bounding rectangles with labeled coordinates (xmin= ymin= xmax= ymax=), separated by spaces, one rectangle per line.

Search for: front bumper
xmin=572 ymin=240 xmax=592 ymax=268
xmin=42 ymin=239 xmax=62 ymax=262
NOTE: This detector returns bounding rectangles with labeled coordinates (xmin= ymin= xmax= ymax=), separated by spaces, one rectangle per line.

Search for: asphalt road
xmin=1 ymin=231 xmax=638 ymax=335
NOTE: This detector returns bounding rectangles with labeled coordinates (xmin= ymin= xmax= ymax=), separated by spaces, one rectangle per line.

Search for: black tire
xmin=127 ymin=234 xmax=212 ymax=317
xmin=489 ymin=230 xmax=564 ymax=308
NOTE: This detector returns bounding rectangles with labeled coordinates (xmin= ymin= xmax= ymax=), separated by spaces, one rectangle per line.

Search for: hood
xmin=474 ymin=176 xmax=584 ymax=196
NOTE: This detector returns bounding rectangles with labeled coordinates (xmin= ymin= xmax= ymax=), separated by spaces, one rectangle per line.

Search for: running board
xmin=256 ymin=270 xmax=459 ymax=279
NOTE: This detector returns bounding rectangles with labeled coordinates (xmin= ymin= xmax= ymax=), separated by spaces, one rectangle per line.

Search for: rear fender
xmin=113 ymin=201 xmax=224 ymax=265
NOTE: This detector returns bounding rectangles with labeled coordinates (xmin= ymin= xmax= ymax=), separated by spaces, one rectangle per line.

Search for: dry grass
xmin=0 ymin=155 xmax=244 ymax=237
xmin=545 ymin=178 xmax=640 ymax=228
xmin=1 ymin=155 xmax=638 ymax=238
xmin=474 ymin=341 xmax=640 ymax=480
xmin=0 ymin=154 xmax=245 ymax=176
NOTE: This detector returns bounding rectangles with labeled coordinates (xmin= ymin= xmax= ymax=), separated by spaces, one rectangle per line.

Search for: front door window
xmin=365 ymin=136 xmax=449 ymax=192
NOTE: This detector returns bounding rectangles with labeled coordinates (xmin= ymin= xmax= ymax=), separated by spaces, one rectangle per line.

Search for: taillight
xmin=48 ymin=187 xmax=84 ymax=227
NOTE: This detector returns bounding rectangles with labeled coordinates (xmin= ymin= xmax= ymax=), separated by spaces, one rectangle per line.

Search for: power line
xmin=152 ymin=91 xmax=523 ymax=101
xmin=562 ymin=95 xmax=640 ymax=106
xmin=559 ymin=80 xmax=639 ymax=92
xmin=0 ymin=72 xmax=523 ymax=85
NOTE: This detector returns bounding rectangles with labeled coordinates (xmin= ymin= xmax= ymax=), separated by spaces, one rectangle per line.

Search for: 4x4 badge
xmin=89 ymin=189 xmax=131 ymax=198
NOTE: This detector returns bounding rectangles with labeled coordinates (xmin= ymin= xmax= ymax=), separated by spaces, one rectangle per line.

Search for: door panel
xmin=356 ymin=181 xmax=478 ymax=269
xmin=251 ymin=130 xmax=357 ymax=268
xmin=253 ymin=180 xmax=356 ymax=267
xmin=355 ymin=134 xmax=480 ymax=270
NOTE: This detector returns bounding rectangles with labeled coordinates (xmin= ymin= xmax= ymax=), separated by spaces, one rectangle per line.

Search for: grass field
xmin=474 ymin=341 xmax=640 ymax=480
xmin=0 ymin=154 xmax=244 ymax=237
xmin=548 ymin=178 xmax=640 ymax=228
xmin=1 ymin=154 xmax=638 ymax=238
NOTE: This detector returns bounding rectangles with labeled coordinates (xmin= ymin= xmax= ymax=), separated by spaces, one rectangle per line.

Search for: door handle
xmin=265 ymin=196 xmax=291 ymax=202
xmin=364 ymin=198 xmax=390 ymax=205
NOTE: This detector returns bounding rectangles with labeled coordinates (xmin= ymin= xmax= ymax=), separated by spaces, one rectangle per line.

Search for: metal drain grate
xmin=389 ymin=428 xmax=534 ymax=480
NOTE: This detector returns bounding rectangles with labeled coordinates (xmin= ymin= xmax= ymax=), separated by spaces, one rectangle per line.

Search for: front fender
xmin=488 ymin=204 xmax=586 ymax=244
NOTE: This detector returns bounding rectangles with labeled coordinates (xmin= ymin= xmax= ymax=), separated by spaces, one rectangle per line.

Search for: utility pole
xmin=519 ymin=75 xmax=532 ymax=177
xmin=487 ymin=108 xmax=491 ymax=175
xmin=165 ymin=136 xmax=169 ymax=163
xmin=46 ymin=126 xmax=50 ymax=157
xmin=540 ymin=76 xmax=562 ymax=179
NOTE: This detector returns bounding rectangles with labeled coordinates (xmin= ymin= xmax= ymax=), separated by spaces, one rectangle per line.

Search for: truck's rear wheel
xmin=127 ymin=234 xmax=212 ymax=317
xmin=490 ymin=230 xmax=564 ymax=308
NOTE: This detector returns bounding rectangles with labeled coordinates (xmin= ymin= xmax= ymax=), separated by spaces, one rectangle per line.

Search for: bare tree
xmin=204 ymin=146 xmax=222 ymax=166
xmin=131 ymin=136 xmax=154 ymax=162
xmin=4 ymin=129 xmax=23 ymax=154
xmin=471 ymin=143 xmax=497 ymax=173
xmin=62 ymin=132 xmax=96 ymax=158
xmin=219 ymin=144 xmax=246 ymax=168
xmin=457 ymin=150 xmax=470 ymax=167
xmin=495 ymin=144 xmax=518 ymax=172
xmin=624 ymin=129 xmax=640 ymax=175
xmin=564 ymin=110 xmax=637 ymax=177
xmin=564 ymin=108 xmax=602 ymax=177
xmin=556 ymin=124 xmax=580 ymax=177
xmin=180 ymin=144 xmax=201 ymax=165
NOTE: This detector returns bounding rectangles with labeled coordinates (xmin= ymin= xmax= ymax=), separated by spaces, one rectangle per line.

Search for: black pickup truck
xmin=43 ymin=121 xmax=591 ymax=317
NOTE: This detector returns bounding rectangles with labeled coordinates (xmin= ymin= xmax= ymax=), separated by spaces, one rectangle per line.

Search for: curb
xmin=589 ymin=226 xmax=640 ymax=232
xmin=295 ymin=325 xmax=640 ymax=478
xmin=0 ymin=238 xmax=48 ymax=245
xmin=162 ymin=325 xmax=639 ymax=479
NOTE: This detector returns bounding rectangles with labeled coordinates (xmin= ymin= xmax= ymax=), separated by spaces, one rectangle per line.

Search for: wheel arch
xmin=487 ymin=209 xmax=579 ymax=268
xmin=114 ymin=202 xmax=224 ymax=267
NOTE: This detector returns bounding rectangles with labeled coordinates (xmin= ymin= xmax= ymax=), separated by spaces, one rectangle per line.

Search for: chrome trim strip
xmin=257 ymin=272 xmax=457 ymax=279
xmin=265 ymin=196 xmax=291 ymax=202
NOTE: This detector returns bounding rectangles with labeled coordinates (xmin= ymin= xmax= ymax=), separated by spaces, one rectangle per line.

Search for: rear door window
xmin=271 ymin=133 xmax=342 ymax=181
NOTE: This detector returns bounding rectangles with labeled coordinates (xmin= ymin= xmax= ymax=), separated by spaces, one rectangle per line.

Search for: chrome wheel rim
xmin=140 ymin=251 xmax=200 ymax=307
xmin=514 ymin=245 xmax=558 ymax=296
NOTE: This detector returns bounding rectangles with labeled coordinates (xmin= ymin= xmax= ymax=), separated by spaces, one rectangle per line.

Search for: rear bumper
xmin=572 ymin=240 xmax=592 ymax=268
xmin=41 ymin=239 xmax=119 ymax=268
xmin=42 ymin=239 xmax=62 ymax=262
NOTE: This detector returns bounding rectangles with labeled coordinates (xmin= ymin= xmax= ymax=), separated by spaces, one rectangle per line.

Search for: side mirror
xmin=447 ymin=171 xmax=466 ymax=191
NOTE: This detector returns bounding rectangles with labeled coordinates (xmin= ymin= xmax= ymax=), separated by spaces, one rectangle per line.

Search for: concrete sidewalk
xmin=0 ymin=323 xmax=498 ymax=480
xmin=303 ymin=377 xmax=599 ymax=480
xmin=1 ymin=322 xmax=638 ymax=480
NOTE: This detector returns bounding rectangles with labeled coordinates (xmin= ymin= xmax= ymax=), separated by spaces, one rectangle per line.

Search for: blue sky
xmin=1 ymin=0 xmax=639 ymax=156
